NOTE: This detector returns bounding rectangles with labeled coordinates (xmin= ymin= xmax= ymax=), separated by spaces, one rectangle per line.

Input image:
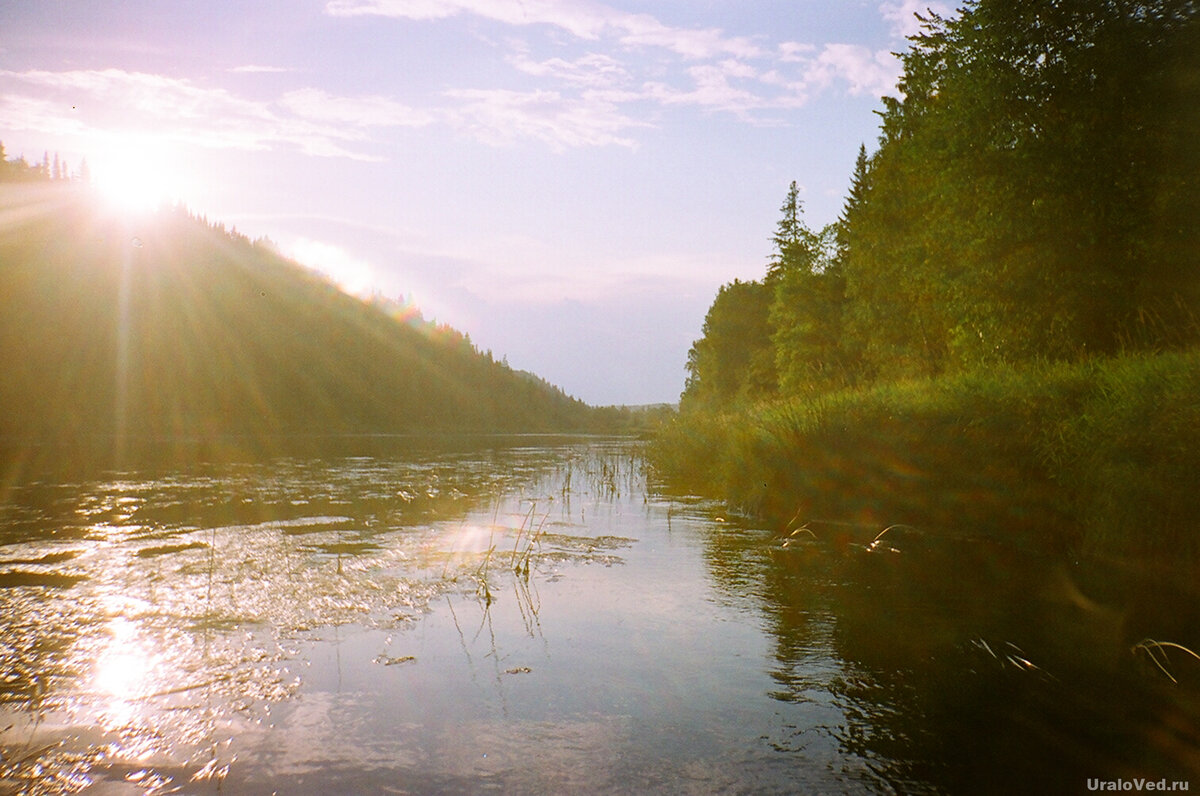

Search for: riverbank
xmin=649 ymin=349 xmax=1200 ymax=574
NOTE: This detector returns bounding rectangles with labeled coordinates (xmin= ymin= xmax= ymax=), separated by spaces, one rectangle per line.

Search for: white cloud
xmin=320 ymin=0 xmax=913 ymax=132
xmin=805 ymin=44 xmax=901 ymax=98
xmin=0 ymin=93 xmax=90 ymax=137
xmin=614 ymin=12 xmax=763 ymax=59
xmin=0 ymin=69 xmax=390 ymax=161
xmin=443 ymin=87 xmax=648 ymax=150
xmin=778 ymin=41 xmax=816 ymax=64
xmin=506 ymin=52 xmax=629 ymax=88
xmin=325 ymin=0 xmax=762 ymax=59
xmin=643 ymin=64 xmax=765 ymax=117
xmin=0 ymin=67 xmax=656 ymax=156
xmin=325 ymin=0 xmax=460 ymax=22
xmin=879 ymin=0 xmax=953 ymax=40
xmin=229 ymin=64 xmax=293 ymax=74
xmin=326 ymin=0 xmax=609 ymax=38
xmin=279 ymin=88 xmax=435 ymax=127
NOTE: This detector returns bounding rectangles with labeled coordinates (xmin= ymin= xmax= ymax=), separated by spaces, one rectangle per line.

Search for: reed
xmin=650 ymin=349 xmax=1200 ymax=572
xmin=1132 ymin=638 xmax=1200 ymax=683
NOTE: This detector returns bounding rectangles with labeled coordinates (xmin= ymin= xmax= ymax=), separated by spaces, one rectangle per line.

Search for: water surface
xmin=2 ymin=438 xmax=1198 ymax=793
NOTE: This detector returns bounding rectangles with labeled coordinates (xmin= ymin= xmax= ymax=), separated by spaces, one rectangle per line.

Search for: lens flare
xmin=89 ymin=135 xmax=194 ymax=216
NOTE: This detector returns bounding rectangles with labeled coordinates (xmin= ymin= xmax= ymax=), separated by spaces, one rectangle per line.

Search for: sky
xmin=0 ymin=0 xmax=947 ymax=406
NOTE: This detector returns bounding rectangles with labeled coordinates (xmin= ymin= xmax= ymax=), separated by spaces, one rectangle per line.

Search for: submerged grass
xmin=650 ymin=349 xmax=1200 ymax=571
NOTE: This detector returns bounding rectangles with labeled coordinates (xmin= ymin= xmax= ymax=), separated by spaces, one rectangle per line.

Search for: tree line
xmin=0 ymin=188 xmax=611 ymax=473
xmin=682 ymin=0 xmax=1200 ymax=412
xmin=0 ymin=142 xmax=89 ymax=183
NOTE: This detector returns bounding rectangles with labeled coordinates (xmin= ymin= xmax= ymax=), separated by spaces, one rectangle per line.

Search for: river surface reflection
xmin=2 ymin=437 xmax=1199 ymax=793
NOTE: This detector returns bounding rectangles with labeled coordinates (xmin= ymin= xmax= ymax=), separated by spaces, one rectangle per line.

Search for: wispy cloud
xmin=322 ymin=0 xmax=910 ymax=139
xmin=0 ymin=93 xmax=90 ymax=137
xmin=879 ymin=0 xmax=952 ymax=39
xmin=229 ymin=64 xmax=293 ymax=74
xmin=279 ymin=88 xmax=435 ymax=127
xmin=325 ymin=0 xmax=762 ymax=59
xmin=506 ymin=51 xmax=629 ymax=88
xmin=0 ymin=69 xmax=392 ymax=160
xmin=443 ymin=87 xmax=648 ymax=150
xmin=643 ymin=62 xmax=769 ymax=118
xmin=1 ymin=1 xmax=924 ymax=160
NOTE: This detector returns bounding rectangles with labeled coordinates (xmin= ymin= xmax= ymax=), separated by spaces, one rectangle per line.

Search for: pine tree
xmin=838 ymin=146 xmax=870 ymax=231
xmin=768 ymin=181 xmax=813 ymax=281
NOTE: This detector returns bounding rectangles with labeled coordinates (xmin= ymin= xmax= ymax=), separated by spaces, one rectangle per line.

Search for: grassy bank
xmin=650 ymin=349 xmax=1200 ymax=569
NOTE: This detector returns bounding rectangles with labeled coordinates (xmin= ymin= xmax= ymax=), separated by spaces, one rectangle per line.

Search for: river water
xmin=1 ymin=437 xmax=1198 ymax=794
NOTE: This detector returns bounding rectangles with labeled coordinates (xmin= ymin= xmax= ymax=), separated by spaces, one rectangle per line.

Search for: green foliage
xmin=0 ymin=142 xmax=80 ymax=183
xmin=769 ymin=222 xmax=850 ymax=395
xmin=652 ymin=350 xmax=1200 ymax=569
xmin=671 ymin=2 xmax=1200 ymax=568
xmin=843 ymin=0 xmax=1200 ymax=372
xmin=682 ymin=1 xmax=1199 ymax=391
xmin=1047 ymin=352 xmax=1200 ymax=562
xmin=684 ymin=185 xmax=858 ymax=407
xmin=682 ymin=279 xmax=774 ymax=410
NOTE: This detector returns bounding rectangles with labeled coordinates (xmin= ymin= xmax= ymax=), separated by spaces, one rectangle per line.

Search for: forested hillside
xmin=661 ymin=0 xmax=1200 ymax=567
xmin=0 ymin=176 xmax=596 ymax=468
xmin=683 ymin=0 xmax=1199 ymax=409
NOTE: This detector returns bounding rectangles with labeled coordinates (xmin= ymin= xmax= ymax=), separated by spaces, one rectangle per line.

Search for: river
xmin=1 ymin=437 xmax=1198 ymax=794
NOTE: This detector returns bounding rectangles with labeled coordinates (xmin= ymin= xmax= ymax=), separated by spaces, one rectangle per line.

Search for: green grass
xmin=649 ymin=350 xmax=1200 ymax=570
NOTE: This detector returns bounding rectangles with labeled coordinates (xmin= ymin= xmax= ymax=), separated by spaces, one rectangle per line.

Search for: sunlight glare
xmin=286 ymin=237 xmax=377 ymax=296
xmin=92 ymin=616 xmax=159 ymax=729
xmin=90 ymin=135 xmax=194 ymax=216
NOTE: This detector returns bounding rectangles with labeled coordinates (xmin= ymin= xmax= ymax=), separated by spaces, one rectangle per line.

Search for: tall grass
xmin=650 ymin=349 xmax=1200 ymax=570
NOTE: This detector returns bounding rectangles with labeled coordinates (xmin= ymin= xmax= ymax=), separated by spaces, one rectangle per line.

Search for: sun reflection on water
xmin=0 ymin=443 xmax=647 ymax=792
xmin=90 ymin=615 xmax=158 ymax=730
xmin=442 ymin=523 xmax=501 ymax=556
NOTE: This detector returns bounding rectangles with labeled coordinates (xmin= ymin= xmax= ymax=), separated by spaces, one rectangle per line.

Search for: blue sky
xmin=0 ymin=0 xmax=946 ymax=405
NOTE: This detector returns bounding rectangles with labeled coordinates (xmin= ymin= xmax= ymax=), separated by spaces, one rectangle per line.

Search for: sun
xmin=89 ymin=135 xmax=194 ymax=215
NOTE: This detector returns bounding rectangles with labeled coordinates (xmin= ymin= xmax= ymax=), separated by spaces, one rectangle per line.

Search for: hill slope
xmin=0 ymin=184 xmax=593 ymax=463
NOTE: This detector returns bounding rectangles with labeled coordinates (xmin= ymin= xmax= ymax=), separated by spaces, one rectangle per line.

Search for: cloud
xmin=806 ymin=44 xmax=901 ymax=97
xmin=643 ymin=64 xmax=765 ymax=117
xmin=777 ymin=42 xmax=816 ymax=64
xmin=279 ymin=88 xmax=435 ymax=127
xmin=229 ymin=64 xmax=293 ymax=74
xmin=321 ymin=0 xmax=910 ymax=132
xmin=325 ymin=0 xmax=460 ymax=22
xmin=0 ymin=69 xmax=392 ymax=160
xmin=442 ymin=87 xmax=648 ymax=150
xmin=613 ymin=13 xmax=762 ymax=59
xmin=879 ymin=0 xmax=953 ymax=39
xmin=325 ymin=0 xmax=762 ymax=59
xmin=0 ymin=67 xmax=655 ymax=157
xmin=325 ymin=0 xmax=610 ymax=38
xmin=0 ymin=93 xmax=90 ymax=137
xmin=506 ymin=52 xmax=629 ymax=88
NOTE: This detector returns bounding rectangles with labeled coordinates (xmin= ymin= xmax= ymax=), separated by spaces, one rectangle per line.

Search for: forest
xmin=0 ymin=165 xmax=623 ymax=476
xmin=656 ymin=0 xmax=1200 ymax=569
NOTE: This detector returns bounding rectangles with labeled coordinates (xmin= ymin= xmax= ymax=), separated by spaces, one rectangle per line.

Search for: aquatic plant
xmin=1132 ymin=639 xmax=1200 ymax=684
